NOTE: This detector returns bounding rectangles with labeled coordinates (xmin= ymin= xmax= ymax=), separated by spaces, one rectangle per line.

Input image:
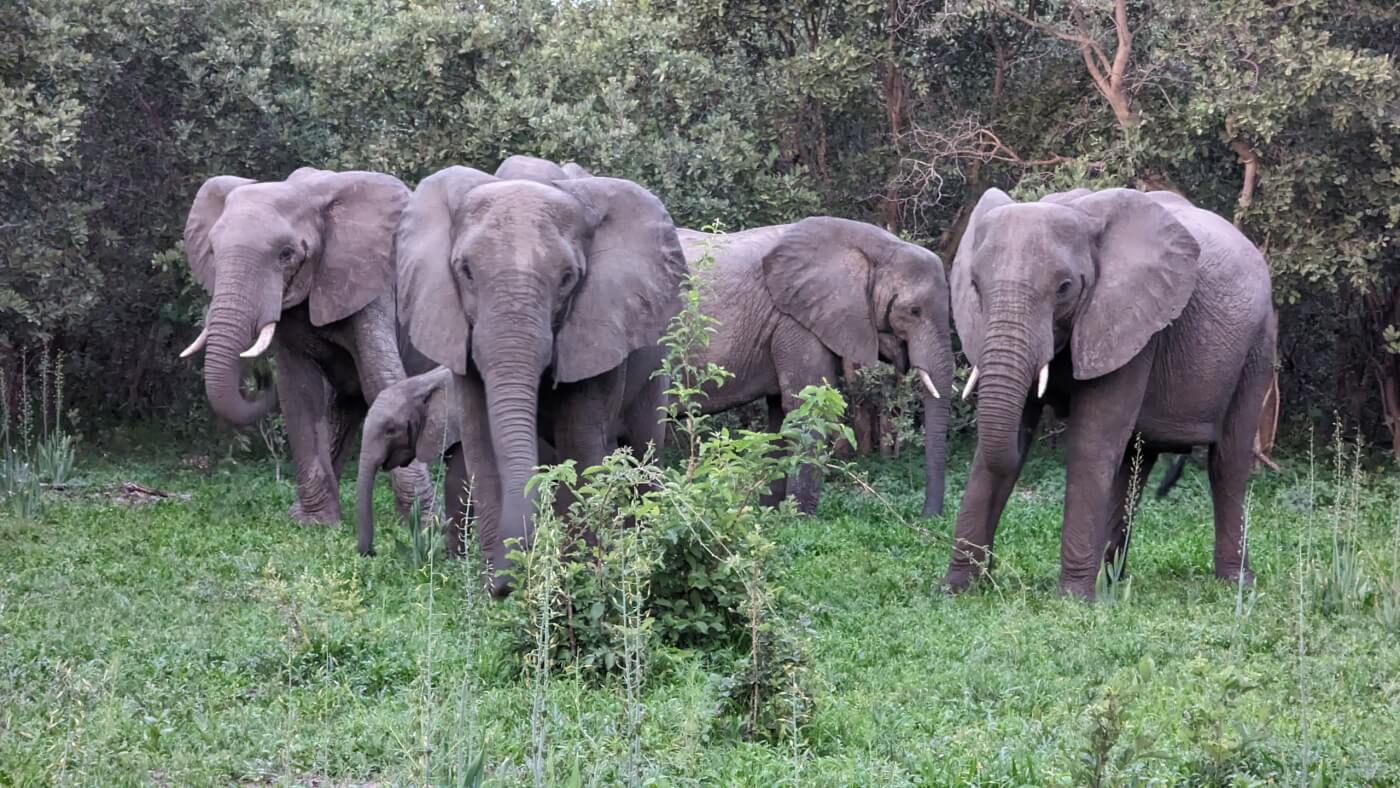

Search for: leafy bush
xmin=505 ymin=251 xmax=849 ymax=743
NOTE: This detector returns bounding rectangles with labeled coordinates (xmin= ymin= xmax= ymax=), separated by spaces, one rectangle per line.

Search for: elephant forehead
xmin=465 ymin=181 xmax=585 ymax=231
xmin=978 ymin=204 xmax=1088 ymax=262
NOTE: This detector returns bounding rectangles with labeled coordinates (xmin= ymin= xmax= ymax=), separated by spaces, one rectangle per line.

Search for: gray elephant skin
xmin=356 ymin=353 xmax=669 ymax=558
xmin=181 ymin=167 xmax=435 ymax=524
xmin=947 ymin=187 xmax=1277 ymax=599
xmin=679 ymin=218 xmax=953 ymax=516
xmin=396 ymin=162 xmax=685 ymax=596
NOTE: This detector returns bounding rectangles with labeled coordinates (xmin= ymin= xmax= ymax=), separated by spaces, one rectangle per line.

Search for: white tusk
xmin=962 ymin=366 xmax=979 ymax=400
xmin=179 ymin=327 xmax=210 ymax=359
xmin=241 ymin=323 xmax=277 ymax=358
xmin=1037 ymin=364 xmax=1050 ymax=398
xmin=917 ymin=369 xmax=941 ymax=399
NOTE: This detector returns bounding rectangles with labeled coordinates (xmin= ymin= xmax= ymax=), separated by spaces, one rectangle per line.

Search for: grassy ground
xmin=2 ymin=439 xmax=1398 ymax=786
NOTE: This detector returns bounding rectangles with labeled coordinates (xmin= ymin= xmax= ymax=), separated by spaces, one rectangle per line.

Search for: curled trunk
xmin=202 ymin=269 xmax=277 ymax=426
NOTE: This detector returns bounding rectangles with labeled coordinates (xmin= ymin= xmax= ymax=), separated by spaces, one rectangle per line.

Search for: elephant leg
xmin=621 ymin=369 xmax=667 ymax=461
xmin=773 ymin=330 xmax=840 ymax=515
xmin=1059 ymin=353 xmax=1154 ymax=599
xmin=758 ymin=395 xmax=789 ymax=507
xmin=442 ymin=444 xmax=470 ymax=559
xmin=1209 ymin=346 xmax=1273 ymax=584
xmin=945 ymin=403 xmax=1042 ymax=592
xmin=328 ymin=393 xmax=367 ymax=482
xmin=1102 ymin=449 xmax=1159 ymax=582
xmin=275 ymin=347 xmax=341 ymax=524
xmin=553 ymin=369 xmax=626 ymax=548
xmin=456 ymin=370 xmax=501 ymax=566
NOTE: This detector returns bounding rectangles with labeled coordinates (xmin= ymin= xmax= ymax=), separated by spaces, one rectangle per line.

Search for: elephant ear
xmin=552 ymin=177 xmax=686 ymax=384
xmin=950 ymin=188 xmax=1016 ymax=367
xmin=396 ymin=167 xmax=498 ymax=375
xmin=184 ymin=175 xmax=256 ymax=292
xmin=560 ymin=162 xmax=593 ymax=178
xmin=760 ymin=216 xmax=890 ymax=366
xmin=1068 ymin=188 xmax=1201 ymax=380
xmin=285 ymin=168 xmax=411 ymax=326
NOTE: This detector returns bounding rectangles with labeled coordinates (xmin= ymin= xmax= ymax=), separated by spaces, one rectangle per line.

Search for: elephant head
xmin=181 ymin=168 xmax=409 ymax=425
xmin=494 ymin=155 xmax=594 ymax=182
xmin=952 ymin=187 xmax=1200 ymax=473
xmin=356 ymin=367 xmax=459 ymax=556
xmin=396 ymin=166 xmax=685 ymax=589
xmin=761 ymin=217 xmax=953 ymax=514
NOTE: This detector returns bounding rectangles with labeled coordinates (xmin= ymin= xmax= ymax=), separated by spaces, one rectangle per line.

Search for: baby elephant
xmin=356 ymin=367 xmax=562 ymax=556
xmin=355 ymin=366 xmax=461 ymax=556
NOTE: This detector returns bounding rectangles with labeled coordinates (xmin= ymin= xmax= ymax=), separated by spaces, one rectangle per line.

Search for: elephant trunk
xmin=202 ymin=254 xmax=277 ymax=426
xmin=475 ymin=304 xmax=553 ymax=598
xmin=356 ymin=443 xmax=385 ymax=556
xmin=974 ymin=286 xmax=1047 ymax=476
xmin=913 ymin=336 xmax=954 ymax=516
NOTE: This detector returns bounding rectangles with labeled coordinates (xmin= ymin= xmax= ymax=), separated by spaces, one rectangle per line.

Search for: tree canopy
xmin=3 ymin=0 xmax=1396 ymax=453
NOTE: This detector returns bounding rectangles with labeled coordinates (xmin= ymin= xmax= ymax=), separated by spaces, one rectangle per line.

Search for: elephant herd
xmin=178 ymin=156 xmax=1275 ymax=600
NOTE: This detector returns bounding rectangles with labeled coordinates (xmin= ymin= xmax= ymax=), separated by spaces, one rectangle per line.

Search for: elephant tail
xmin=1155 ymin=454 xmax=1189 ymax=499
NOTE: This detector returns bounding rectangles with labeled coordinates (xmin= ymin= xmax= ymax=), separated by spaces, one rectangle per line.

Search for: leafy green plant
xmin=504 ymin=242 xmax=845 ymax=750
xmin=1 ymin=345 xmax=79 ymax=517
xmin=1075 ymin=657 xmax=1160 ymax=788
xmin=1311 ymin=422 xmax=1375 ymax=617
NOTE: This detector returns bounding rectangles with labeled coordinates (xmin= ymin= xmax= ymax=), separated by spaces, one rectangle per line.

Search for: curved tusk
xmin=1037 ymin=364 xmax=1050 ymax=398
xmin=961 ymin=366 xmax=979 ymax=401
xmin=917 ymin=369 xmax=941 ymax=399
xmin=179 ymin=327 xmax=210 ymax=359
xmin=240 ymin=322 xmax=277 ymax=358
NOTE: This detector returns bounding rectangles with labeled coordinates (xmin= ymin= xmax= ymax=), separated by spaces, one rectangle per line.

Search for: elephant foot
xmin=794 ymin=495 xmax=819 ymax=516
xmin=921 ymin=499 xmax=944 ymax=518
xmin=1058 ymin=579 xmax=1097 ymax=601
xmin=289 ymin=500 xmax=341 ymax=526
xmin=943 ymin=565 xmax=981 ymax=595
xmin=1215 ymin=565 xmax=1256 ymax=586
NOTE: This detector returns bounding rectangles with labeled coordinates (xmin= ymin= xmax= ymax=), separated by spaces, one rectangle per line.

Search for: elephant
xmin=356 ymin=352 xmax=667 ymax=558
xmin=355 ymin=366 xmax=558 ymax=557
xmin=179 ymin=167 xmax=436 ymax=525
xmin=396 ymin=165 xmax=686 ymax=596
xmin=494 ymin=154 xmax=593 ymax=181
xmin=678 ymin=217 xmax=953 ymax=516
xmin=946 ymin=186 xmax=1277 ymax=599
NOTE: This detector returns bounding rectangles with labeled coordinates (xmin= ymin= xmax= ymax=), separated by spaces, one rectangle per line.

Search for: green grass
xmin=2 ymin=442 xmax=1398 ymax=785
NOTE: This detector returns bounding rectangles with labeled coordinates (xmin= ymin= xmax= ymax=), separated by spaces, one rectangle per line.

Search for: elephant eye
xmin=279 ymin=246 xmax=296 ymax=263
xmin=560 ymin=268 xmax=578 ymax=293
xmin=1056 ymin=279 xmax=1073 ymax=298
xmin=909 ymin=306 xmax=922 ymax=318
xmin=458 ymin=258 xmax=473 ymax=281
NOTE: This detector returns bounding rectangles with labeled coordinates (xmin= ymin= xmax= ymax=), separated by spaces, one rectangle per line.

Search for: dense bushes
xmin=2 ymin=0 xmax=1397 ymax=454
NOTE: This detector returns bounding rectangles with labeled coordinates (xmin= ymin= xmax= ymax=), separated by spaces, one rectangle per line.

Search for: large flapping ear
xmin=1067 ymin=188 xmax=1201 ymax=380
xmin=950 ymin=188 xmax=1015 ymax=367
xmin=184 ymin=175 xmax=256 ymax=292
xmin=550 ymin=177 xmax=686 ymax=383
xmin=395 ymin=167 xmax=499 ymax=375
xmin=760 ymin=216 xmax=888 ymax=365
xmin=287 ymin=168 xmax=411 ymax=326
